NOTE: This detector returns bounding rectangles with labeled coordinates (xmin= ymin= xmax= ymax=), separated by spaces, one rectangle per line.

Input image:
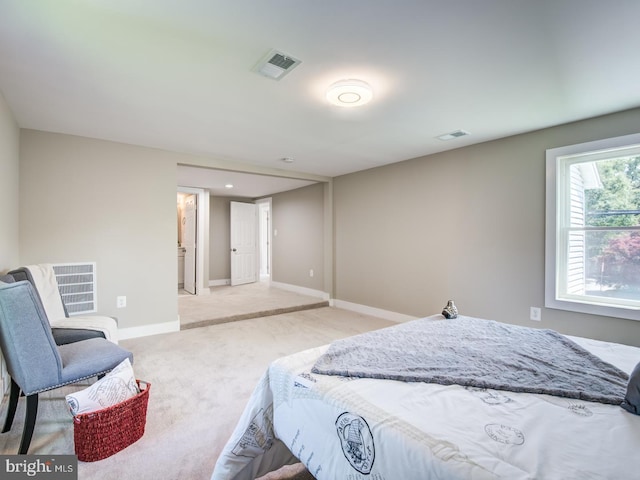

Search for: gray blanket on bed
xmin=311 ymin=316 xmax=629 ymax=405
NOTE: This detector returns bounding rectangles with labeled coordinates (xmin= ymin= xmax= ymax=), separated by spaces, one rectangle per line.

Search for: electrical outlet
xmin=530 ymin=307 xmax=541 ymax=321
xmin=309 ymin=269 xmax=314 ymax=277
xmin=117 ymin=296 xmax=127 ymax=308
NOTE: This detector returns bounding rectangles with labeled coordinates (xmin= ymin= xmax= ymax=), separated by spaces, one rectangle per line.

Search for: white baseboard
xmin=119 ymin=319 xmax=180 ymax=340
xmin=270 ymin=281 xmax=330 ymax=301
xmin=332 ymin=299 xmax=418 ymax=323
xmin=209 ymin=279 xmax=230 ymax=287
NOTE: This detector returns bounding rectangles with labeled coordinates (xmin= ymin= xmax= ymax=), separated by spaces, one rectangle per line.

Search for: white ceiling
xmin=1 ymin=1 xmax=639 ymax=197
xmin=177 ymin=166 xmax=316 ymax=198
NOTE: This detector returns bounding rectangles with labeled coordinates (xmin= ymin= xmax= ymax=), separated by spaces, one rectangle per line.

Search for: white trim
xmin=209 ymin=279 xmax=230 ymax=287
xmin=256 ymin=198 xmax=273 ymax=282
xmin=332 ymin=299 xmax=418 ymax=323
xmin=118 ymin=319 xmax=180 ymax=340
xmin=270 ymin=281 xmax=330 ymax=301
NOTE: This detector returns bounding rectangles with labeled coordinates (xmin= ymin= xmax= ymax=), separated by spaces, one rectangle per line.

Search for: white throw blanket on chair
xmin=26 ymin=264 xmax=119 ymax=344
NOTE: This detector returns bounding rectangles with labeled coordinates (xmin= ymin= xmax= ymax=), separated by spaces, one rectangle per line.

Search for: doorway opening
xmin=177 ymin=192 xmax=197 ymax=294
xmin=177 ymin=186 xmax=209 ymax=296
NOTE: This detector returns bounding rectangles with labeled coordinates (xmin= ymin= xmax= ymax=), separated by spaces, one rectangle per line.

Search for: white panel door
xmin=183 ymin=194 xmax=197 ymax=294
xmin=230 ymin=201 xmax=257 ymax=286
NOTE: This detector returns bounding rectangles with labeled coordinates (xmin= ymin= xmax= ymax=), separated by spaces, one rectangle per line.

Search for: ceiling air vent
xmin=437 ymin=129 xmax=471 ymax=141
xmin=252 ymin=49 xmax=301 ymax=80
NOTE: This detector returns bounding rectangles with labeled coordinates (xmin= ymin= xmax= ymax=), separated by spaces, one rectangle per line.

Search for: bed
xmin=211 ymin=314 xmax=640 ymax=480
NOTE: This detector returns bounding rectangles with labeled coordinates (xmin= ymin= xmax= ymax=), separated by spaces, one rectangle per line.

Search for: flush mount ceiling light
xmin=326 ymin=79 xmax=373 ymax=107
xmin=224 ymin=184 xmax=234 ymax=189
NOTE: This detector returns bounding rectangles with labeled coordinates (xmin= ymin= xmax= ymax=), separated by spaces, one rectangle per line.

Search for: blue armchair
xmin=0 ymin=281 xmax=133 ymax=454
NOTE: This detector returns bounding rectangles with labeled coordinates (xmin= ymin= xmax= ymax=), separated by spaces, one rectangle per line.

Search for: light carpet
xmin=256 ymin=463 xmax=314 ymax=480
xmin=179 ymin=283 xmax=328 ymax=329
xmin=0 ymin=307 xmax=393 ymax=480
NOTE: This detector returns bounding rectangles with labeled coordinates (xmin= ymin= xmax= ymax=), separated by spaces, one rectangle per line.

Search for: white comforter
xmin=211 ymin=328 xmax=640 ymax=480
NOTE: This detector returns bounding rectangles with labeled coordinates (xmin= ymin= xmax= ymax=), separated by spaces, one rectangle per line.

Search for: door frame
xmin=256 ymin=197 xmax=272 ymax=282
xmin=177 ymin=186 xmax=210 ymax=296
xmin=182 ymin=193 xmax=197 ymax=294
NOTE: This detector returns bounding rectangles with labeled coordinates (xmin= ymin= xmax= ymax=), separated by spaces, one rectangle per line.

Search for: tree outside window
xmin=583 ymin=156 xmax=640 ymax=301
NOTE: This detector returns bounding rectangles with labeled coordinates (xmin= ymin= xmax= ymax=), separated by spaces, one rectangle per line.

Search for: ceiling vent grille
xmin=437 ymin=130 xmax=471 ymax=141
xmin=252 ymin=49 xmax=301 ymax=80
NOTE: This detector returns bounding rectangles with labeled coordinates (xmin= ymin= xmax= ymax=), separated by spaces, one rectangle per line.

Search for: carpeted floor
xmin=255 ymin=462 xmax=315 ymax=480
xmin=0 ymin=307 xmax=393 ymax=480
xmin=178 ymin=282 xmax=328 ymax=329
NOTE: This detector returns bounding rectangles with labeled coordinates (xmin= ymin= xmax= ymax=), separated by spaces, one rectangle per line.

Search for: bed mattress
xmin=211 ymin=318 xmax=640 ymax=480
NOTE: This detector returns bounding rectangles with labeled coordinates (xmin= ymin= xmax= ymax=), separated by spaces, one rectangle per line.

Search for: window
xmin=546 ymin=133 xmax=640 ymax=321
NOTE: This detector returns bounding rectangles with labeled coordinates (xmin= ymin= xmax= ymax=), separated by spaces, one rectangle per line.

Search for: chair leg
xmin=18 ymin=394 xmax=38 ymax=455
xmin=2 ymin=378 xmax=20 ymax=433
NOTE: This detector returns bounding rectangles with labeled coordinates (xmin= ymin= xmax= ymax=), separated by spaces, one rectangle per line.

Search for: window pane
xmin=584 ymin=156 xmax=640 ymax=227
xmin=585 ymin=230 xmax=640 ymax=303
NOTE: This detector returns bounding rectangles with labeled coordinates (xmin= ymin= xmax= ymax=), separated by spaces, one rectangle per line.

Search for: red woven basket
xmin=73 ymin=380 xmax=150 ymax=462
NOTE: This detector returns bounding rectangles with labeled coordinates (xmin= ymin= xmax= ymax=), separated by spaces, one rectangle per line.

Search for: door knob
xmin=232 ymin=248 xmax=237 ymax=252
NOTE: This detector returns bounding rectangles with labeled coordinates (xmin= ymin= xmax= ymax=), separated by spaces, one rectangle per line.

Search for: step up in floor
xmin=181 ymin=300 xmax=329 ymax=330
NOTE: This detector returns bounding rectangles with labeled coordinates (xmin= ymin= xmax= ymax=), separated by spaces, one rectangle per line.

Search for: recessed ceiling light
xmin=225 ymin=184 xmax=234 ymax=189
xmin=326 ymin=79 xmax=373 ymax=107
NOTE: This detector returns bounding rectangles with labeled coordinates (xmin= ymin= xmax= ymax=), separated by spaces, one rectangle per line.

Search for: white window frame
xmin=545 ymin=132 xmax=640 ymax=322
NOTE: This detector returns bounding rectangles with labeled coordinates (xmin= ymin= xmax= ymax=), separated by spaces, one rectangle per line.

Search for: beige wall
xmin=12 ymin=106 xmax=640 ymax=345
xmin=334 ymin=108 xmax=640 ymax=346
xmin=18 ymin=128 xmax=325 ymax=331
xmin=271 ymin=183 xmax=325 ymax=290
xmin=0 ymin=91 xmax=20 ymax=273
xmin=19 ymin=130 xmax=178 ymax=329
